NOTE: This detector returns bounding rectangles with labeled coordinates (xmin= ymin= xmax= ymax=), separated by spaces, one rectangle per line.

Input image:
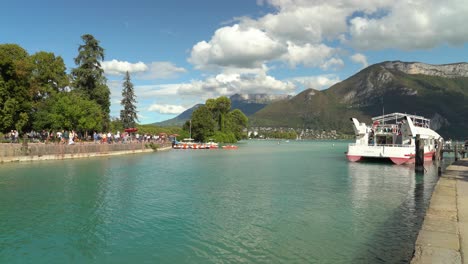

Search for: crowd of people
xmin=3 ymin=129 xmax=169 ymax=145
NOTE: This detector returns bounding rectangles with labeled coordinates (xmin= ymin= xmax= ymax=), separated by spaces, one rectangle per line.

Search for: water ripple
xmin=0 ymin=141 xmax=442 ymax=263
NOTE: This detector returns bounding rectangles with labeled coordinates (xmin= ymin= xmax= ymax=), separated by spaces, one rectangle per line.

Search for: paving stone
xmin=426 ymin=207 xmax=458 ymax=221
xmin=458 ymin=223 xmax=468 ymax=264
xmin=411 ymin=245 xmax=461 ymax=264
xmin=422 ymin=216 xmax=458 ymax=234
xmin=416 ymin=229 xmax=459 ymax=250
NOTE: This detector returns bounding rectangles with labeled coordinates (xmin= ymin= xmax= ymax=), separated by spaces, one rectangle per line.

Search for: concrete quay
xmin=412 ymin=158 xmax=468 ymax=264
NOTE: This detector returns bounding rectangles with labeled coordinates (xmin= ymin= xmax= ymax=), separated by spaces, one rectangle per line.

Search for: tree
xmin=215 ymin=96 xmax=231 ymax=132
xmin=33 ymin=91 xmax=103 ymax=132
xmin=185 ymin=96 xmax=247 ymax=143
xmin=71 ymin=34 xmax=110 ymax=129
xmin=29 ymin=51 xmax=68 ymax=101
xmin=205 ymin=96 xmax=231 ymax=131
xmin=226 ymin=109 xmax=248 ymax=140
xmin=120 ymin=71 xmax=138 ymax=128
xmin=184 ymin=105 xmax=215 ymax=142
xmin=0 ymin=44 xmax=33 ymax=132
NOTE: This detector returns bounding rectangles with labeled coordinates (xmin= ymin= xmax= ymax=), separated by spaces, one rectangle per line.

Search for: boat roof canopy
xmin=372 ymin=112 xmax=430 ymax=124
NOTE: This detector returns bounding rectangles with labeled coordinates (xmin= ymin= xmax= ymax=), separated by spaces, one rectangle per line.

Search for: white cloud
xmin=282 ymin=42 xmax=343 ymax=69
xmin=291 ymin=74 xmax=341 ymax=90
xmin=142 ymin=62 xmax=187 ymax=79
xmin=321 ymin=58 xmax=345 ymax=70
xmin=177 ymin=71 xmax=296 ymax=98
xmin=189 ymin=0 xmax=468 ymax=73
xmin=102 ymin=60 xmax=148 ymax=75
xmin=189 ymin=24 xmax=285 ymax=70
xmin=102 ymin=60 xmax=186 ymax=79
xmin=348 ymin=0 xmax=468 ymax=50
xmin=350 ymin=53 xmax=369 ymax=68
xmin=254 ymin=4 xmax=349 ymax=44
xmin=148 ymin=104 xmax=187 ymax=114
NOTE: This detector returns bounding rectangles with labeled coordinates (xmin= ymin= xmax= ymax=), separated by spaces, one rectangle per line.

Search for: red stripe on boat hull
xmin=391 ymin=151 xmax=435 ymax=165
xmin=390 ymin=157 xmax=411 ymax=165
xmin=346 ymin=155 xmax=362 ymax=162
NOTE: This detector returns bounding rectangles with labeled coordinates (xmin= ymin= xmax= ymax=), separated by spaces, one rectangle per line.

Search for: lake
xmin=0 ymin=140 xmax=447 ymax=263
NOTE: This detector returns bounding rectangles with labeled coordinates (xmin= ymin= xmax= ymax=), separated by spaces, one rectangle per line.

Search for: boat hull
xmin=346 ymin=155 xmax=362 ymax=162
xmin=347 ymin=144 xmax=435 ymax=165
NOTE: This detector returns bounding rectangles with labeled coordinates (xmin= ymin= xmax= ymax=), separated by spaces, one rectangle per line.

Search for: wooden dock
xmin=441 ymin=142 xmax=468 ymax=161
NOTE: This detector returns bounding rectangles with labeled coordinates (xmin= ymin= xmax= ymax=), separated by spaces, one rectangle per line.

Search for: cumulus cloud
xmin=291 ymin=74 xmax=341 ymax=90
xmin=177 ymin=71 xmax=296 ymax=98
xmin=102 ymin=60 xmax=148 ymax=75
xmin=189 ymin=24 xmax=285 ymax=70
xmin=347 ymin=0 xmax=468 ymax=50
xmin=282 ymin=42 xmax=343 ymax=69
xmin=189 ymin=0 xmax=468 ymax=73
xmin=350 ymin=53 xmax=369 ymax=68
xmin=142 ymin=62 xmax=187 ymax=79
xmin=148 ymin=104 xmax=187 ymax=114
xmin=102 ymin=60 xmax=186 ymax=79
xmin=255 ymin=4 xmax=349 ymax=44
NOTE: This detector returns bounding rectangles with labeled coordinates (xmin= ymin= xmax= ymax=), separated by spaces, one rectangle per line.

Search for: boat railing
xmin=349 ymin=143 xmax=413 ymax=148
xmin=375 ymin=144 xmax=413 ymax=148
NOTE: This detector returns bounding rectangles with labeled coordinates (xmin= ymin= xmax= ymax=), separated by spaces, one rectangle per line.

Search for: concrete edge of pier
xmin=411 ymin=158 xmax=468 ymax=264
xmin=0 ymin=146 xmax=172 ymax=163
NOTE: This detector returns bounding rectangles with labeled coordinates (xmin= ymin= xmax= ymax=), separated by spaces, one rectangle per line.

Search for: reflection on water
xmin=347 ymin=161 xmax=439 ymax=263
xmin=0 ymin=141 xmax=444 ymax=263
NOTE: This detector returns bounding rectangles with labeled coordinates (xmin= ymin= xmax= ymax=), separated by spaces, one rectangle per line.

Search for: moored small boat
xmin=222 ymin=145 xmax=238 ymax=150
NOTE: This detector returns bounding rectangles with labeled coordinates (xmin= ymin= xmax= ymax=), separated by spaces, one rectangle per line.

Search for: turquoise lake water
xmin=0 ymin=140 xmax=447 ymax=263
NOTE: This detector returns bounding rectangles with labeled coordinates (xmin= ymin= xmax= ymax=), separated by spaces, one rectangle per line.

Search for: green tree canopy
xmin=184 ymin=105 xmax=215 ymax=142
xmin=30 ymin=51 xmax=68 ymax=101
xmin=33 ymin=91 xmax=103 ymax=132
xmin=0 ymin=44 xmax=32 ymax=132
xmin=226 ymin=109 xmax=248 ymax=140
xmin=71 ymin=34 xmax=110 ymax=129
xmin=186 ymin=97 xmax=247 ymax=143
xmin=120 ymin=71 xmax=138 ymax=128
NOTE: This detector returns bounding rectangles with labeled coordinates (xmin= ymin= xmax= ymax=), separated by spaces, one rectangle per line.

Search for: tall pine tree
xmin=120 ymin=71 xmax=138 ymax=128
xmin=71 ymin=34 xmax=110 ymax=129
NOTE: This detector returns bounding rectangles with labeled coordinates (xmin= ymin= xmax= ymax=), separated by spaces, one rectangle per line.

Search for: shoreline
xmin=0 ymin=143 xmax=172 ymax=163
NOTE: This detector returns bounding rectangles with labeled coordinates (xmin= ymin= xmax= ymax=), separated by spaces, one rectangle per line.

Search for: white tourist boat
xmin=346 ymin=112 xmax=443 ymax=165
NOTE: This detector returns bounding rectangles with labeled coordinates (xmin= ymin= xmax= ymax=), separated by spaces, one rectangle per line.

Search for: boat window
xmin=376 ymin=135 xmax=394 ymax=145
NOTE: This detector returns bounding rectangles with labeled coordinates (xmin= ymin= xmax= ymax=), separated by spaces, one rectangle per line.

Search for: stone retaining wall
xmin=0 ymin=142 xmax=172 ymax=163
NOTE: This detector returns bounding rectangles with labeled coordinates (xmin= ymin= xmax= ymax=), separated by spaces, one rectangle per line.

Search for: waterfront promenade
xmin=0 ymin=142 xmax=172 ymax=163
xmin=412 ymin=158 xmax=468 ymax=264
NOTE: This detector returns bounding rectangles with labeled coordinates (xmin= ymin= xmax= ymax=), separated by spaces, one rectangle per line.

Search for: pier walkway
xmin=412 ymin=158 xmax=468 ymax=264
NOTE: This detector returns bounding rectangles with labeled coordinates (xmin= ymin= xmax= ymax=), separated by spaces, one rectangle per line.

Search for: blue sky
xmin=2 ymin=0 xmax=468 ymax=123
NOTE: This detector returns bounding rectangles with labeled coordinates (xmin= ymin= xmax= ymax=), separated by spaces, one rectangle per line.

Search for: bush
xmin=145 ymin=142 xmax=160 ymax=150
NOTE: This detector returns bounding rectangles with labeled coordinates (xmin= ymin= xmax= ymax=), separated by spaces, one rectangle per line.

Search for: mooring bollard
xmin=455 ymin=143 xmax=458 ymax=161
xmin=415 ymin=134 xmax=424 ymax=173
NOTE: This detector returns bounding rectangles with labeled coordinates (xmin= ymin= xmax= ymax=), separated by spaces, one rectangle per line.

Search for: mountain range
xmin=154 ymin=94 xmax=290 ymax=127
xmin=250 ymin=61 xmax=468 ymax=139
xmin=155 ymin=61 xmax=468 ymax=139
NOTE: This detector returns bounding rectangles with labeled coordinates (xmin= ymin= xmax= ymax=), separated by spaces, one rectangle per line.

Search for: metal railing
xmin=348 ymin=143 xmax=414 ymax=148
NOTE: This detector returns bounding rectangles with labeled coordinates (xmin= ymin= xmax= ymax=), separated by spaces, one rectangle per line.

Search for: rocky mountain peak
xmin=381 ymin=61 xmax=468 ymax=78
xmin=230 ymin=93 xmax=291 ymax=104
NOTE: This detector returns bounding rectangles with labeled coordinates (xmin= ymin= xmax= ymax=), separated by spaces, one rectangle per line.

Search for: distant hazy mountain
xmin=230 ymin=93 xmax=291 ymax=116
xmin=154 ymin=104 xmax=202 ymax=127
xmin=250 ymin=61 xmax=468 ymax=139
xmin=154 ymin=94 xmax=290 ymax=127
